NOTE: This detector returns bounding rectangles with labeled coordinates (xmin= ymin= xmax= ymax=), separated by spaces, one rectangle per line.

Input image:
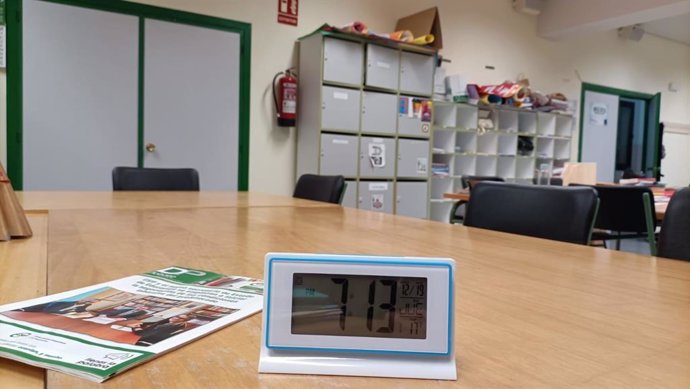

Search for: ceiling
xmin=642 ymin=13 xmax=690 ymax=45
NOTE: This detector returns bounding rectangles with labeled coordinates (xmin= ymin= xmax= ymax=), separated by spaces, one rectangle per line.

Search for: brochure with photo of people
xmin=0 ymin=266 xmax=264 ymax=382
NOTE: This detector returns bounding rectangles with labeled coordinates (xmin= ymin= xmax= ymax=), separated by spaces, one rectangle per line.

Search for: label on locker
xmin=369 ymin=182 xmax=388 ymax=191
xmin=332 ymin=139 xmax=349 ymax=145
xmin=375 ymin=61 xmax=390 ymax=69
xmin=368 ymin=143 xmax=386 ymax=168
xmin=371 ymin=194 xmax=384 ymax=210
xmin=416 ymin=158 xmax=428 ymax=174
xmin=333 ymin=92 xmax=349 ymax=100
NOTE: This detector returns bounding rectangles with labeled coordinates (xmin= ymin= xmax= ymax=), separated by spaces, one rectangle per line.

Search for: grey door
xmin=398 ymin=96 xmax=432 ymax=137
xmin=359 ymin=137 xmax=395 ymax=178
xmin=320 ymin=134 xmax=358 ymax=176
xmin=342 ymin=180 xmax=357 ymax=208
xmin=322 ymin=86 xmax=360 ymax=132
xmin=144 ymin=19 xmax=240 ymax=190
xmin=23 ymin=0 xmax=139 ymax=190
xmin=358 ymin=181 xmax=393 ymax=214
xmin=581 ymin=91 xmax=619 ymax=182
xmin=398 ymin=139 xmax=429 ymax=178
xmin=365 ymin=45 xmax=399 ymax=90
xmin=362 ymin=91 xmax=397 ymax=135
xmin=323 ymin=37 xmax=363 ymax=86
xmin=400 ymin=51 xmax=434 ymax=96
xmin=396 ymin=182 xmax=428 ymax=218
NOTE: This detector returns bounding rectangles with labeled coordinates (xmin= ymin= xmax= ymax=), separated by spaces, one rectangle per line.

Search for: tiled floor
xmin=600 ymin=238 xmax=654 ymax=256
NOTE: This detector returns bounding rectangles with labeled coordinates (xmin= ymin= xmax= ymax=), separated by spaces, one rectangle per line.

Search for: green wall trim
xmin=6 ymin=0 xmax=21 ymax=189
xmin=6 ymin=0 xmax=251 ymax=190
xmin=137 ymin=16 xmax=145 ymax=168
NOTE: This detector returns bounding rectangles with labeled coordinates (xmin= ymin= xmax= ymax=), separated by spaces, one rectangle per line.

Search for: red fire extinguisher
xmin=273 ymin=69 xmax=298 ymax=127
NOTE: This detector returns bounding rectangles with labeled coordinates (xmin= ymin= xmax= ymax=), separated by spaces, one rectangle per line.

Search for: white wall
xmin=2 ymin=0 xmax=689 ymax=190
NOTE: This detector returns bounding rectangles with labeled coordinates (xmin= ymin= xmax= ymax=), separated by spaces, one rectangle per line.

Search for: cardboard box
xmin=395 ymin=7 xmax=443 ymax=50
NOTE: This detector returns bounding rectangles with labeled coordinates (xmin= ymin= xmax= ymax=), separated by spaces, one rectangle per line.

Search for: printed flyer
xmin=0 ymin=266 xmax=263 ymax=382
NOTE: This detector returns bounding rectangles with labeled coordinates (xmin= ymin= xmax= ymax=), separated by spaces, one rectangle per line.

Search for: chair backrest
xmin=112 ymin=167 xmax=200 ymax=191
xmin=464 ymin=181 xmax=599 ymax=245
xmin=657 ymin=187 xmax=690 ymax=261
xmin=461 ymin=175 xmax=504 ymax=190
xmin=578 ymin=185 xmax=655 ymax=232
xmin=293 ymin=174 xmax=345 ymax=204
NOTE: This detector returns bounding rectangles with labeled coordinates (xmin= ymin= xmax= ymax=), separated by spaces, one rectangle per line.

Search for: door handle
xmin=145 ymin=143 xmax=156 ymax=153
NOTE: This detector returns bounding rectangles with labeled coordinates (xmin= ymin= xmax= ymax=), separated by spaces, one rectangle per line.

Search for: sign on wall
xmin=277 ymin=0 xmax=298 ymax=26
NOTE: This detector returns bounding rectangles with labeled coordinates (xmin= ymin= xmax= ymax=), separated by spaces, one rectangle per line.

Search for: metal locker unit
xmin=320 ymin=133 xmax=358 ymax=176
xmin=297 ymin=30 xmax=436 ymax=219
xmin=322 ymin=86 xmax=360 ymax=132
xmin=398 ymin=96 xmax=432 ymax=137
xmin=358 ymin=181 xmax=394 ymax=214
xmin=361 ymin=91 xmax=397 ymax=135
xmin=397 ymin=138 xmax=429 ymax=178
xmin=400 ymin=51 xmax=435 ymax=96
xmin=342 ymin=180 xmax=358 ymax=208
xmin=323 ymin=37 xmax=363 ymax=85
xmin=365 ymin=45 xmax=400 ymax=90
xmin=359 ymin=136 xmax=396 ymax=178
xmin=396 ymin=181 xmax=428 ymax=219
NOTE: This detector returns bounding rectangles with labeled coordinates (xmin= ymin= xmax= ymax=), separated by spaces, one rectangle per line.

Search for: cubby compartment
xmin=555 ymin=115 xmax=574 ymax=137
xmin=454 ymin=155 xmax=476 ymax=176
xmin=518 ymin=111 xmax=537 ymax=134
xmin=497 ymin=134 xmax=518 ymax=156
xmin=476 ymin=155 xmax=497 ymax=176
xmin=476 ymin=132 xmax=498 ymax=155
xmin=517 ymin=135 xmax=536 ymax=157
xmin=432 ymin=153 xmax=452 ymax=177
xmin=536 ymin=137 xmax=554 ymax=159
xmin=433 ymin=104 xmax=457 ymax=128
xmin=516 ymin=157 xmax=536 ymax=179
xmin=498 ymin=109 xmax=518 ymax=132
xmin=456 ymin=105 xmax=479 ymax=130
xmin=497 ymin=156 xmax=516 ymax=179
xmin=554 ymin=138 xmax=571 ymax=160
xmin=432 ymin=129 xmax=455 ymax=154
xmin=431 ymin=176 xmax=454 ymax=199
xmin=456 ymin=132 xmax=477 ymax=154
xmin=430 ymin=201 xmax=454 ymax=223
xmin=537 ymin=112 xmax=556 ymax=136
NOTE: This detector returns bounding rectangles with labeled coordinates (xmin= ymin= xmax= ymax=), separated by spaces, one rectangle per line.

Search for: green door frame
xmin=578 ymin=82 xmax=662 ymax=179
xmin=6 ymin=0 xmax=251 ymax=190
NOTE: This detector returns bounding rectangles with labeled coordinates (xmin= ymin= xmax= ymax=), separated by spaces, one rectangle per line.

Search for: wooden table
xmin=2 ymin=193 xmax=690 ymax=388
xmin=443 ymin=190 xmax=669 ymax=221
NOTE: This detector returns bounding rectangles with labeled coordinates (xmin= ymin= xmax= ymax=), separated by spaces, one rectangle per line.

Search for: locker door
xmin=323 ymin=38 xmax=363 ymax=85
xmin=361 ymin=91 xmax=397 ymax=135
xmin=342 ymin=180 xmax=357 ymax=208
xmin=398 ymin=139 xmax=429 ymax=178
xmin=359 ymin=137 xmax=395 ymax=178
xmin=396 ymin=182 xmax=428 ymax=219
xmin=320 ymin=134 xmax=358 ymax=176
xmin=358 ymin=181 xmax=393 ymax=214
xmin=322 ymin=86 xmax=361 ymax=132
xmin=365 ymin=45 xmax=399 ymax=90
xmin=400 ymin=52 xmax=434 ymax=96
xmin=398 ymin=96 xmax=432 ymax=137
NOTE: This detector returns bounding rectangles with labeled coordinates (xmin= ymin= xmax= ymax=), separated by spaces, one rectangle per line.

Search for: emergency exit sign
xmin=277 ymin=0 xmax=298 ymax=26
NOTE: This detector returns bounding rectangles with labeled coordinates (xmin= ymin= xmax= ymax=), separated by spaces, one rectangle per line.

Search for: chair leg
xmin=615 ymin=232 xmax=621 ymax=250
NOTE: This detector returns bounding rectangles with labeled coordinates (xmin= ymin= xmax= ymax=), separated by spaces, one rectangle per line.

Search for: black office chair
xmin=449 ymin=176 xmax=504 ymax=224
xmin=464 ymin=181 xmax=599 ymax=245
xmin=575 ymin=185 xmax=657 ymax=255
xmin=657 ymin=187 xmax=690 ymax=261
xmin=112 ymin=167 xmax=200 ymax=191
xmin=293 ymin=174 xmax=346 ymax=204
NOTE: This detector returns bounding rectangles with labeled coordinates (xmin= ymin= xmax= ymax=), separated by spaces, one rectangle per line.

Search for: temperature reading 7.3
xmin=291 ymin=274 xmax=427 ymax=339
